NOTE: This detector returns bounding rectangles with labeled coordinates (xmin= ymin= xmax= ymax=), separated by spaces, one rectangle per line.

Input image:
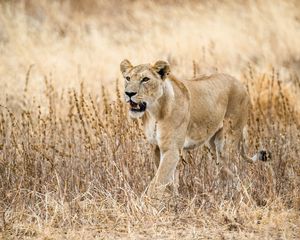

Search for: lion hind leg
xmin=209 ymin=127 xmax=225 ymax=165
xmin=210 ymin=127 xmax=237 ymax=179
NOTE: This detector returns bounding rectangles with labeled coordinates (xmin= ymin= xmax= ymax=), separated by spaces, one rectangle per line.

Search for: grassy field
xmin=0 ymin=0 xmax=300 ymax=239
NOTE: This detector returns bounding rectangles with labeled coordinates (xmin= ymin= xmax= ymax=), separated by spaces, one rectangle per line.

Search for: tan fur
xmin=120 ymin=59 xmax=263 ymax=197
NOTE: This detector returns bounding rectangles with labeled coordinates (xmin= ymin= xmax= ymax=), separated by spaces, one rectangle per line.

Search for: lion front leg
xmin=147 ymin=148 xmax=180 ymax=198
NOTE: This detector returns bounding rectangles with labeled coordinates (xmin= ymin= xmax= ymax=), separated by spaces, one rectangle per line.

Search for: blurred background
xmin=1 ymin=0 xmax=300 ymax=107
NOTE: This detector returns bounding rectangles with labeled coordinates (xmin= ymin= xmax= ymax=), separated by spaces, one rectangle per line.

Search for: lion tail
xmin=240 ymin=127 xmax=271 ymax=163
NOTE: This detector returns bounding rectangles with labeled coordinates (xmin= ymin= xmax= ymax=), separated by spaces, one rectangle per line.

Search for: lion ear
xmin=120 ymin=59 xmax=133 ymax=75
xmin=153 ymin=60 xmax=170 ymax=80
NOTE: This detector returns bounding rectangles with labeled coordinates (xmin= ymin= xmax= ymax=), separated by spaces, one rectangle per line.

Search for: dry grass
xmin=0 ymin=0 xmax=300 ymax=239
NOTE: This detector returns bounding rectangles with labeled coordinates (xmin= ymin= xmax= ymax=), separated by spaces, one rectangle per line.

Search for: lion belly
xmin=184 ymin=117 xmax=224 ymax=150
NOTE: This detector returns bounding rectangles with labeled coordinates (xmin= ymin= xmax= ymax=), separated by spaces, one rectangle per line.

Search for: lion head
xmin=120 ymin=59 xmax=170 ymax=118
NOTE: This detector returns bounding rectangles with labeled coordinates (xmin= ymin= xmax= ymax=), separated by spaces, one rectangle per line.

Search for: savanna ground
xmin=0 ymin=0 xmax=300 ymax=239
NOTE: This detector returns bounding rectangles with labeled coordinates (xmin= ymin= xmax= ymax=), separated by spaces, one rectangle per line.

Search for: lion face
xmin=120 ymin=59 xmax=170 ymax=118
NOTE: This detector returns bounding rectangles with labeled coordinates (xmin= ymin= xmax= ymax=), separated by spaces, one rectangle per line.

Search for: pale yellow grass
xmin=0 ymin=0 xmax=299 ymax=239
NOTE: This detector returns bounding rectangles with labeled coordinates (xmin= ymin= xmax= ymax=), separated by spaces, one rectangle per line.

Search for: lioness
xmin=120 ymin=59 xmax=267 ymax=196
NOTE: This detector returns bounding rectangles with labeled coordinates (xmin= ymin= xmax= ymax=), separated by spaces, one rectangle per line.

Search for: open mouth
xmin=129 ymin=100 xmax=147 ymax=112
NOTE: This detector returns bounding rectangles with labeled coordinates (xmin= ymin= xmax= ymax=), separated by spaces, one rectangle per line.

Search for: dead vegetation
xmin=0 ymin=0 xmax=299 ymax=239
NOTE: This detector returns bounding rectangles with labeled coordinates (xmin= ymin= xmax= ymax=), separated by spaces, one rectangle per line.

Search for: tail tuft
xmin=257 ymin=150 xmax=271 ymax=161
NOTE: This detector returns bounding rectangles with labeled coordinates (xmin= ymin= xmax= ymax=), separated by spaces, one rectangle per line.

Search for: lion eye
xmin=125 ymin=76 xmax=130 ymax=81
xmin=141 ymin=77 xmax=150 ymax=83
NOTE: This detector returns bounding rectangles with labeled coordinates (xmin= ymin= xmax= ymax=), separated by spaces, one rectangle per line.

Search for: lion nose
xmin=125 ymin=92 xmax=137 ymax=98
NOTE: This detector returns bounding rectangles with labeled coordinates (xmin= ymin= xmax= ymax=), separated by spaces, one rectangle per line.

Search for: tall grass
xmin=0 ymin=0 xmax=299 ymax=239
xmin=0 ymin=66 xmax=299 ymax=238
